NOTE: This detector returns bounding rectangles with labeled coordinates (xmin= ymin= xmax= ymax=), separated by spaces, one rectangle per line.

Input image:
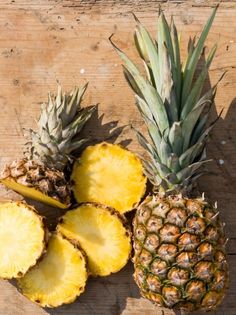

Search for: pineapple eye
xmin=201 ymin=291 xmax=224 ymax=310
xmin=185 ymin=280 xmax=206 ymax=301
xmin=137 ymin=206 xmax=151 ymax=224
xmin=186 ymin=199 xmax=203 ymax=215
xmin=176 ymin=251 xmax=198 ymax=268
xmin=215 ymin=251 xmax=228 ymax=270
xmin=185 ymin=215 xmax=206 ymax=234
xmin=138 ymin=249 xmax=153 ymax=267
xmin=157 ymin=244 xmax=177 ymax=262
xmin=134 ymin=265 xmax=146 ymax=287
xmin=166 ymin=207 xmax=187 ymax=227
xmin=167 ymin=267 xmax=189 ymax=286
xmin=211 ymin=270 xmax=228 ymax=291
xmin=162 ymin=285 xmax=181 ymax=307
xmin=194 ymin=261 xmax=214 ymax=281
xmin=178 ymin=232 xmax=200 ymax=250
xmin=159 ymin=224 xmax=180 ymax=243
xmin=152 ymin=202 xmax=170 ymax=218
xmin=146 ymin=215 xmax=163 ymax=232
xmin=135 ymin=224 xmax=146 ymax=241
xmin=204 ymin=225 xmax=219 ymax=242
xmin=167 ymin=195 xmax=186 ymax=207
xmin=150 ymin=258 xmax=168 ymax=277
xmin=144 ymin=234 xmax=159 ymax=252
xmin=197 ymin=242 xmax=214 ymax=259
xmin=143 ymin=292 xmax=164 ymax=307
xmin=146 ymin=274 xmax=161 ymax=293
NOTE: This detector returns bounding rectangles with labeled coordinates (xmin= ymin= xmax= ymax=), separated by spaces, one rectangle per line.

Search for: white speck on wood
xmin=219 ymin=159 xmax=225 ymax=165
xmin=221 ymin=140 xmax=226 ymax=145
xmin=80 ymin=68 xmax=85 ymax=74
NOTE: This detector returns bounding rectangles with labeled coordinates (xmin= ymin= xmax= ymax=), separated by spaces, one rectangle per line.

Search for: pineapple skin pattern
xmin=133 ymin=195 xmax=228 ymax=311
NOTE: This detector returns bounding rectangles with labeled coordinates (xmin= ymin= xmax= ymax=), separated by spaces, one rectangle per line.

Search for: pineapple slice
xmin=0 ymin=201 xmax=45 ymax=279
xmin=18 ymin=233 xmax=88 ymax=308
xmin=57 ymin=203 xmax=132 ymax=276
xmin=71 ymin=142 xmax=146 ymax=214
xmin=0 ymin=178 xmax=68 ymax=209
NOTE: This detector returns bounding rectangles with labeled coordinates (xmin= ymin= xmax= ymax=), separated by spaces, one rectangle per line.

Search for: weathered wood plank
xmin=0 ymin=1 xmax=236 ymax=314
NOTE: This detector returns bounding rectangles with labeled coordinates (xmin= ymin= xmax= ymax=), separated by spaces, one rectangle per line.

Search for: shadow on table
xmin=79 ymin=105 xmax=132 ymax=148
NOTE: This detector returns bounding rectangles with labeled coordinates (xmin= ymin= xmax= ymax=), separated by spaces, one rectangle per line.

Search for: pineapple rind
xmin=71 ymin=142 xmax=146 ymax=214
xmin=57 ymin=203 xmax=132 ymax=276
xmin=0 ymin=159 xmax=70 ymax=208
xmin=0 ymin=201 xmax=45 ymax=279
xmin=133 ymin=195 xmax=229 ymax=311
xmin=18 ymin=233 xmax=88 ymax=308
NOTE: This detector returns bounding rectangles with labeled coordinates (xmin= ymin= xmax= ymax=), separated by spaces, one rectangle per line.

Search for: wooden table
xmin=0 ymin=1 xmax=235 ymax=314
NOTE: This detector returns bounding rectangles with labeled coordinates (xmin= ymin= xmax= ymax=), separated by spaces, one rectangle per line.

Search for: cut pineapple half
xmin=18 ymin=233 xmax=88 ymax=308
xmin=0 ymin=201 xmax=45 ymax=279
xmin=57 ymin=203 xmax=132 ymax=276
xmin=71 ymin=142 xmax=146 ymax=214
xmin=1 ymin=179 xmax=68 ymax=209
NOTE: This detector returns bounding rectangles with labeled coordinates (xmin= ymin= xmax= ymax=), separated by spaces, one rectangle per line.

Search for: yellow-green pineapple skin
xmin=133 ymin=195 xmax=228 ymax=311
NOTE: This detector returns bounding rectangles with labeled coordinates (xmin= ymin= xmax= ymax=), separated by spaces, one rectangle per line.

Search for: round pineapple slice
xmin=18 ymin=233 xmax=88 ymax=308
xmin=0 ymin=201 xmax=45 ymax=279
xmin=57 ymin=203 xmax=132 ymax=276
xmin=71 ymin=142 xmax=146 ymax=214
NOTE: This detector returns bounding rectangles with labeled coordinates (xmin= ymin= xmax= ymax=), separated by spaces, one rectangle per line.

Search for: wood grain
xmin=0 ymin=0 xmax=236 ymax=314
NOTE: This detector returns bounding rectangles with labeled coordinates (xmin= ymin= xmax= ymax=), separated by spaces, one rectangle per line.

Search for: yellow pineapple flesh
xmin=1 ymin=177 xmax=68 ymax=209
xmin=0 ymin=201 xmax=45 ymax=279
xmin=71 ymin=142 xmax=146 ymax=214
xmin=18 ymin=233 xmax=88 ymax=308
xmin=57 ymin=203 xmax=132 ymax=276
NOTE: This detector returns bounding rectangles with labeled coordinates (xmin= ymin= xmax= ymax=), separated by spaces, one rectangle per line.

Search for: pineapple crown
xmin=27 ymin=83 xmax=96 ymax=171
xmin=111 ymin=7 xmax=220 ymax=194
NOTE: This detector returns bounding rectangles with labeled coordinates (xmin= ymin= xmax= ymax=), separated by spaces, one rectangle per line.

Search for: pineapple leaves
xmin=132 ymin=126 xmax=160 ymax=161
xmin=182 ymin=86 xmax=216 ymax=151
xmin=111 ymin=7 xmax=219 ymax=193
xmin=170 ymin=17 xmax=181 ymax=106
xmin=181 ymin=6 xmax=217 ymax=106
xmin=109 ymin=35 xmax=169 ymax=134
xmin=177 ymin=160 xmax=211 ymax=182
xmin=31 ymin=84 xmax=95 ymax=170
xmin=168 ymin=122 xmax=183 ymax=155
xmin=181 ymin=44 xmax=217 ymax=119
xmin=135 ymin=18 xmax=161 ymax=92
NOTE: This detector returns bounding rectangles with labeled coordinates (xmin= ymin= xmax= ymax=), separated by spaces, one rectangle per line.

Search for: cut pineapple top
xmin=71 ymin=142 xmax=146 ymax=213
xmin=57 ymin=203 xmax=132 ymax=276
xmin=18 ymin=233 xmax=88 ymax=308
xmin=0 ymin=202 xmax=45 ymax=279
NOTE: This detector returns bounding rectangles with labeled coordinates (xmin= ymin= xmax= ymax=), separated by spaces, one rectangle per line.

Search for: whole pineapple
xmin=112 ymin=7 xmax=229 ymax=312
xmin=0 ymin=84 xmax=95 ymax=209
